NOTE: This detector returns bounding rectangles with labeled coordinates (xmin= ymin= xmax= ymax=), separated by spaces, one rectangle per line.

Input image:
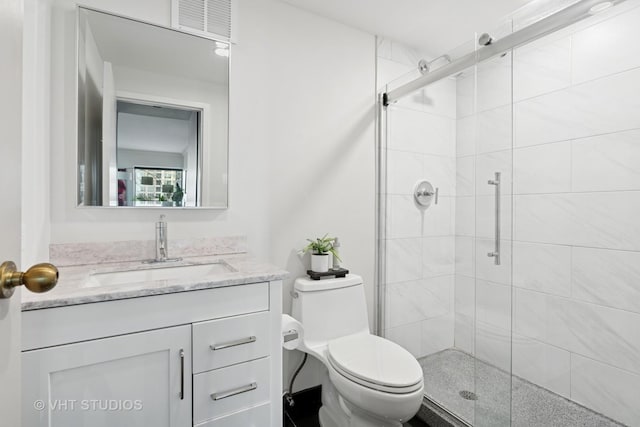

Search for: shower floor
xmin=419 ymin=349 xmax=625 ymax=427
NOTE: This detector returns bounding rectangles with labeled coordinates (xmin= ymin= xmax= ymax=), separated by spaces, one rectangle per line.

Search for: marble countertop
xmin=21 ymin=254 xmax=289 ymax=311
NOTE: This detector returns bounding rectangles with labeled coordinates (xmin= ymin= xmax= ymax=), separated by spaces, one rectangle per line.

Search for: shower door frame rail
xmin=381 ymin=0 xmax=627 ymax=106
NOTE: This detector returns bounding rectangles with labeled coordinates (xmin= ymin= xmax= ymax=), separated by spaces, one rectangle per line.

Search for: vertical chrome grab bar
xmin=487 ymin=172 xmax=501 ymax=266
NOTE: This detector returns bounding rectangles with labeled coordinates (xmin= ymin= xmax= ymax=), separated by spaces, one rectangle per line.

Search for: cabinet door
xmin=23 ymin=325 xmax=192 ymax=427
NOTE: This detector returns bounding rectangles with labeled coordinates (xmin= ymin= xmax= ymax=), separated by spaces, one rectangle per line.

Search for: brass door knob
xmin=0 ymin=261 xmax=59 ymax=299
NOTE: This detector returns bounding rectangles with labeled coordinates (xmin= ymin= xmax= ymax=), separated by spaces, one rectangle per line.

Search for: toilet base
xmin=319 ymin=370 xmax=403 ymax=427
xmin=318 ymin=406 xmax=340 ymax=427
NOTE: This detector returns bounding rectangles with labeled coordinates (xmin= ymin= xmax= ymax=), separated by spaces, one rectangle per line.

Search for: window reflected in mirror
xmin=129 ymin=168 xmax=185 ymax=207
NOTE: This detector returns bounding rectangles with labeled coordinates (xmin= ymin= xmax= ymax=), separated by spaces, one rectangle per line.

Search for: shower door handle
xmin=487 ymin=172 xmax=501 ymax=266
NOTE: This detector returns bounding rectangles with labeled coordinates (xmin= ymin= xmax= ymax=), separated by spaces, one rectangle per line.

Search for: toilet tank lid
xmin=294 ymin=274 xmax=363 ymax=292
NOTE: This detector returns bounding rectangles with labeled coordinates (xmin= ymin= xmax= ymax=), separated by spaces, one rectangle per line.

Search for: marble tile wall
xmin=453 ymin=4 xmax=640 ymax=425
xmin=513 ymin=6 xmax=640 ymax=425
xmin=378 ymin=39 xmax=458 ymax=359
xmin=381 ymin=4 xmax=640 ymax=423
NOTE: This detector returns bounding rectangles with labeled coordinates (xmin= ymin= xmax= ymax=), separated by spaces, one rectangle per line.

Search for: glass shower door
xmin=453 ymin=37 xmax=515 ymax=426
xmin=380 ymin=66 xmax=471 ymax=421
xmin=379 ymin=31 xmax=515 ymax=426
xmin=469 ymin=45 xmax=514 ymax=427
xmin=379 ymin=31 xmax=512 ymax=427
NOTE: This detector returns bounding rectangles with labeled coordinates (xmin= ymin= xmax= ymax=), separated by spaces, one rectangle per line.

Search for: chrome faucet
xmin=147 ymin=215 xmax=181 ymax=264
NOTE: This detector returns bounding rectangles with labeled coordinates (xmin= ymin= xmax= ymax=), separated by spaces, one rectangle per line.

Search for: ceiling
xmin=117 ymin=111 xmax=195 ymax=153
xmin=84 ymin=8 xmax=229 ymax=85
xmin=281 ymin=0 xmax=533 ymax=55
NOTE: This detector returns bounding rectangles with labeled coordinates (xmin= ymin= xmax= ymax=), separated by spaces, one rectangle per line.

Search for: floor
xmin=283 ymin=385 xmax=430 ymax=427
xmin=420 ymin=349 xmax=626 ymax=427
xmin=284 ymin=413 xmax=430 ymax=427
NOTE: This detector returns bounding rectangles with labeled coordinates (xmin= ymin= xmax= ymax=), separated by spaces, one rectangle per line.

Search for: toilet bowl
xmin=290 ymin=274 xmax=424 ymax=426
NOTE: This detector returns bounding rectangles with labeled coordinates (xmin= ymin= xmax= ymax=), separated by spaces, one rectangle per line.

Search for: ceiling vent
xmin=171 ymin=0 xmax=237 ymax=42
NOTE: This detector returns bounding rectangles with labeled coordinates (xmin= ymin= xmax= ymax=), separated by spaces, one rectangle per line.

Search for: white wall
xmin=116 ymin=113 xmax=193 ymax=159
xmin=249 ymin=0 xmax=376 ymax=391
xmin=117 ymin=148 xmax=184 ymax=170
xmin=27 ymin=0 xmax=376 ymax=394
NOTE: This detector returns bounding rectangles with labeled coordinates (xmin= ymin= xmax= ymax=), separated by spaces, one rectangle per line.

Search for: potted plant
xmin=300 ymin=234 xmax=341 ymax=273
xmin=158 ymin=194 xmax=172 ymax=207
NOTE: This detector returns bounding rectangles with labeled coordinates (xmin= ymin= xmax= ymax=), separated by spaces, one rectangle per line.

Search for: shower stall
xmin=376 ymin=0 xmax=640 ymax=425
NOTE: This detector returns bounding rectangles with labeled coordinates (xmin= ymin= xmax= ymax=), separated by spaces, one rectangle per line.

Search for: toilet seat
xmin=327 ymin=333 xmax=423 ymax=394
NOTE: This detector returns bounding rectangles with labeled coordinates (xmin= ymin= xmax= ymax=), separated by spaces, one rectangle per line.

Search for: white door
xmin=23 ymin=325 xmax=192 ymax=427
xmin=102 ymin=61 xmax=117 ymax=206
xmin=0 ymin=0 xmax=24 ymax=425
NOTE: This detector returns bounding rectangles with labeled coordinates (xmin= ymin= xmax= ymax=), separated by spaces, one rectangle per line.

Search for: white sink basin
xmin=87 ymin=262 xmax=234 ymax=287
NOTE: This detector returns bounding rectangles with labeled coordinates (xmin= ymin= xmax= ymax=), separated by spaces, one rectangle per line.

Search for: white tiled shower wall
xmin=455 ymin=5 xmax=640 ymax=425
xmin=378 ymin=40 xmax=458 ymax=359
xmin=381 ymin=3 xmax=640 ymax=425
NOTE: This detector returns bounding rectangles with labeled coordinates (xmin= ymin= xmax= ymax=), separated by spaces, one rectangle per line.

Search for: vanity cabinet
xmin=22 ymin=280 xmax=283 ymax=427
xmin=192 ymin=311 xmax=271 ymax=373
xmin=23 ymin=325 xmax=192 ymax=427
xmin=192 ymin=311 xmax=273 ymax=426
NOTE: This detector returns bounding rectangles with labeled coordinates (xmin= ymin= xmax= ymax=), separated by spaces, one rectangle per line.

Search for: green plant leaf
xmin=299 ymin=234 xmax=341 ymax=259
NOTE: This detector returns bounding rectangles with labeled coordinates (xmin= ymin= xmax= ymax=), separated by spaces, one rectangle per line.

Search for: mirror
xmin=77 ymin=7 xmax=229 ymax=208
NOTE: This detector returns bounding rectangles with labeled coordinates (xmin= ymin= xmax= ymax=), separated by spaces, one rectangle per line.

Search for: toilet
xmin=290 ymin=274 xmax=424 ymax=427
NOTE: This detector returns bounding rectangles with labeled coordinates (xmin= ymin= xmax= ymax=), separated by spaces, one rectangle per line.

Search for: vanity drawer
xmin=193 ymin=357 xmax=270 ymax=424
xmin=23 ymin=282 xmax=270 ymax=351
xmin=194 ymin=403 xmax=270 ymax=427
xmin=192 ymin=311 xmax=271 ymax=373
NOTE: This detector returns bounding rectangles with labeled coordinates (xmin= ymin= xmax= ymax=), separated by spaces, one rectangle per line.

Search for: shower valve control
xmin=414 ymin=180 xmax=439 ymax=209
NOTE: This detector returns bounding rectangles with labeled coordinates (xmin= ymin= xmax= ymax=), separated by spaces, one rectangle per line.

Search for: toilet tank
xmin=292 ymin=274 xmax=370 ymax=348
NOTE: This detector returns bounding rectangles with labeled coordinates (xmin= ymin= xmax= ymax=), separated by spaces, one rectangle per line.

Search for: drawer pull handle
xmin=210 ymin=382 xmax=257 ymax=401
xmin=179 ymin=349 xmax=185 ymax=400
xmin=210 ymin=336 xmax=256 ymax=351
